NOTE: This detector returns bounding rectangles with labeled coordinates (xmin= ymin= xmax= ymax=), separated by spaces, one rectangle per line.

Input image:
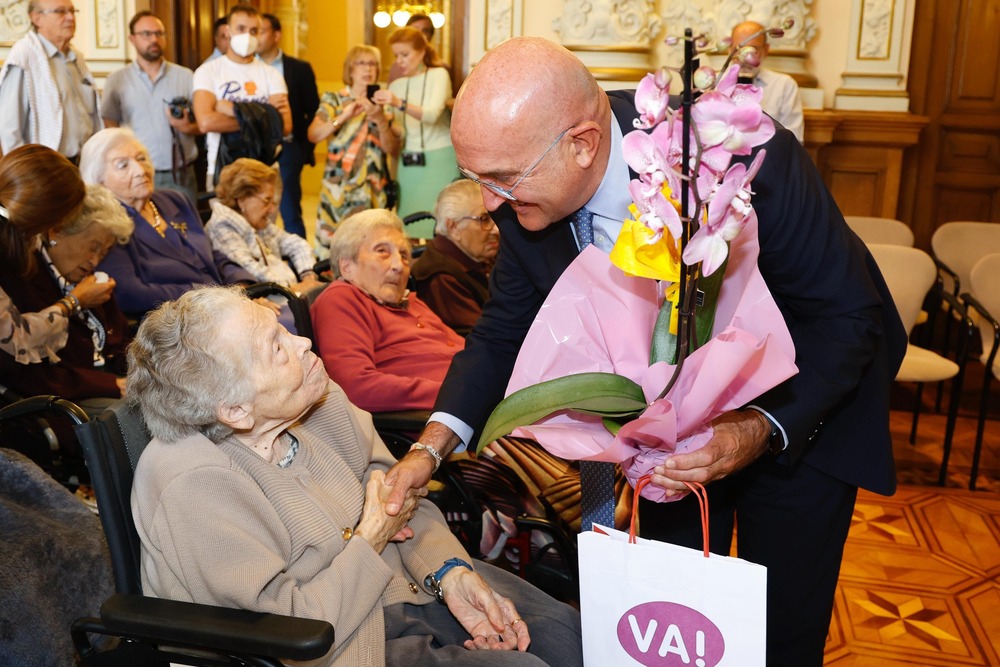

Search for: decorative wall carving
xmin=552 ymin=0 xmax=662 ymax=47
xmin=835 ymin=0 xmax=914 ymax=111
xmin=859 ymin=0 xmax=893 ymax=59
xmin=0 ymin=0 xmax=30 ymax=46
xmin=96 ymin=0 xmax=119 ymax=49
xmin=486 ymin=0 xmax=513 ymax=50
xmin=660 ymin=0 xmax=817 ymax=53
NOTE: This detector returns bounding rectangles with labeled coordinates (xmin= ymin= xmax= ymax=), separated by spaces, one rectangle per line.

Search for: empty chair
xmin=931 ymin=221 xmax=1000 ymax=296
xmin=845 ymin=216 xmax=915 ymax=246
xmin=868 ymin=244 xmax=971 ymax=484
xmin=961 ymin=253 xmax=1000 ymax=490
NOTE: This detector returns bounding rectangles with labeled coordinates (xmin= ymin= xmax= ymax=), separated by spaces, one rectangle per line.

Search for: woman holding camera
xmin=308 ymin=45 xmax=400 ymax=254
xmin=373 ymin=27 xmax=457 ymax=233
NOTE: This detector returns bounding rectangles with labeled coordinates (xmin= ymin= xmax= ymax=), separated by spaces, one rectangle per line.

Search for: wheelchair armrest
xmin=0 ymin=395 xmax=89 ymax=426
xmin=85 ymin=593 xmax=335 ymax=662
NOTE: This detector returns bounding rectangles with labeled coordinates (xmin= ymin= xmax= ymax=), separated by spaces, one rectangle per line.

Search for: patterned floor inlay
xmin=824 ymin=410 xmax=1000 ymax=666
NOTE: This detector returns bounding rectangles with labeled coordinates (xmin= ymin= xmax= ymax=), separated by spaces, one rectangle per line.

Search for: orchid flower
xmin=690 ymin=91 xmax=775 ymax=156
xmin=622 ymin=122 xmax=675 ymax=190
xmin=632 ymin=68 xmax=672 ymax=130
xmin=682 ymin=150 xmax=767 ymax=275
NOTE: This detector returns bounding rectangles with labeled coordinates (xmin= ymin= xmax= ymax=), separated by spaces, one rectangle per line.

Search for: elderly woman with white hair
xmin=79 ymin=127 xmax=255 ymax=317
xmin=128 ymin=285 xmax=582 ymax=667
xmin=0 ymin=184 xmax=134 ymax=410
xmin=310 ymin=208 xmax=465 ymax=413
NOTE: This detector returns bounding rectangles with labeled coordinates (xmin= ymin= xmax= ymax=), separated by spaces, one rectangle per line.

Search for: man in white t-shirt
xmin=192 ymin=4 xmax=290 ymax=189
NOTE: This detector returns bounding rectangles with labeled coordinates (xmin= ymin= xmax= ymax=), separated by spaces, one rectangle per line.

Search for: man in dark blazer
xmin=257 ymin=14 xmax=319 ymax=238
xmin=386 ymin=37 xmax=906 ymax=666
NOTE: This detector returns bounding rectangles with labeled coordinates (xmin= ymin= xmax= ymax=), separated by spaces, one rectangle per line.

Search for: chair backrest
xmin=844 ymin=216 xmax=915 ymax=246
xmin=245 ymin=281 xmax=315 ymax=344
xmin=969 ymin=253 xmax=1000 ymax=371
xmin=73 ymin=400 xmax=152 ymax=596
xmin=868 ymin=244 xmax=937 ymax=336
xmin=931 ymin=221 xmax=1000 ymax=294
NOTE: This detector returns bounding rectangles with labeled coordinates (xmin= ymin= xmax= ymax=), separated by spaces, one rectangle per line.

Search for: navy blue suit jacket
xmin=434 ymin=90 xmax=906 ymax=495
xmin=281 ymin=54 xmax=320 ymax=166
xmin=98 ymin=190 xmax=254 ymax=316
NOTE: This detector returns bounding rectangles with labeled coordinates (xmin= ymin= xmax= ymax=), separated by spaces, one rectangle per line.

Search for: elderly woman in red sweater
xmin=310 ymin=208 xmax=462 ymax=413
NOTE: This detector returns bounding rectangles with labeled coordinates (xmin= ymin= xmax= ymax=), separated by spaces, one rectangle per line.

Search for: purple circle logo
xmin=616 ymin=601 xmax=725 ymax=667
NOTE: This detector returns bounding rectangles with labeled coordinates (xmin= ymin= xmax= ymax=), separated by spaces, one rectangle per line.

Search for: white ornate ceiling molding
xmin=551 ymin=0 xmax=663 ymax=84
xmin=834 ymin=0 xmax=915 ymax=112
xmin=660 ymin=0 xmax=820 ymax=106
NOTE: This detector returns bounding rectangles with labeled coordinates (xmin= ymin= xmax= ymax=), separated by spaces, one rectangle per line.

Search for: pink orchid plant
xmin=476 ymin=25 xmax=799 ymax=502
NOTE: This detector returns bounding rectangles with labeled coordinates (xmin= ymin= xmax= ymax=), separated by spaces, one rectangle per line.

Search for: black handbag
xmin=384 ymin=179 xmax=401 ymax=211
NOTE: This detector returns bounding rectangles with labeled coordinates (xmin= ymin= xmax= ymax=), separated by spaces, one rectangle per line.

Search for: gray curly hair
xmin=126 ymin=286 xmax=255 ymax=443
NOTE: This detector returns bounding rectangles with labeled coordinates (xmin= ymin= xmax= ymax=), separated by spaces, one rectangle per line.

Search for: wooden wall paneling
xmin=822 ymin=145 xmax=898 ymax=218
xmin=899 ymin=0 xmax=1000 ymax=249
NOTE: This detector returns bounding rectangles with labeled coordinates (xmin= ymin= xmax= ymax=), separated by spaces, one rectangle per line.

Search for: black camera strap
xmin=403 ymin=68 xmax=427 ymax=154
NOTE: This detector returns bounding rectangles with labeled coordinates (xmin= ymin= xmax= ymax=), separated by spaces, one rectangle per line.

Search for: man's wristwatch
xmin=409 ymin=442 xmax=443 ymax=472
xmin=423 ymin=557 xmax=472 ymax=603
xmin=746 ymin=408 xmax=784 ymax=455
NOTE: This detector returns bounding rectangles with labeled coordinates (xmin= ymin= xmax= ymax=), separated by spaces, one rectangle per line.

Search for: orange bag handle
xmin=629 ymin=475 xmax=710 ymax=558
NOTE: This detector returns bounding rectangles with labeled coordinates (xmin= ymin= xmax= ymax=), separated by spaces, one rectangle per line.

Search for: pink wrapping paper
xmin=506 ymin=215 xmax=798 ymax=501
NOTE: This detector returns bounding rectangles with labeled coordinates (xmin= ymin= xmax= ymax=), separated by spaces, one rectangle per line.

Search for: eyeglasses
xmin=456 ymin=213 xmax=496 ymax=230
xmin=132 ymin=30 xmax=165 ymax=39
xmin=253 ymin=193 xmax=277 ymax=208
xmin=458 ymin=127 xmax=572 ymax=202
xmin=354 ymin=60 xmax=379 ymax=68
xmin=35 ymin=7 xmax=78 ymax=15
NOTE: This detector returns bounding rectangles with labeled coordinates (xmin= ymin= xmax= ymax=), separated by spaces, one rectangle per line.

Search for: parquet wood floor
xmin=823 ymin=409 xmax=1000 ymax=666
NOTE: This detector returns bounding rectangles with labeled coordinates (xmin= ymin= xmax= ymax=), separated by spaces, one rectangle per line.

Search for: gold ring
xmin=511 ymin=618 xmax=523 ymax=626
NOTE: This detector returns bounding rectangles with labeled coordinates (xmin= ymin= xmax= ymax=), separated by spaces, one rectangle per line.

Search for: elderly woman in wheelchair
xmin=126 ymin=285 xmax=581 ymax=667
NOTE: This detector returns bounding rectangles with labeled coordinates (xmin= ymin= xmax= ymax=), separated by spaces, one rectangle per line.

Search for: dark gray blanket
xmin=0 ymin=448 xmax=113 ymax=666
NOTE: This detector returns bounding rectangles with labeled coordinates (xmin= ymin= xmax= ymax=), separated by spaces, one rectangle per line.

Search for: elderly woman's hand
xmin=442 ymin=568 xmax=532 ymax=653
xmin=71 ymin=273 xmax=116 ymax=309
xmin=354 ymin=470 xmax=426 ymax=554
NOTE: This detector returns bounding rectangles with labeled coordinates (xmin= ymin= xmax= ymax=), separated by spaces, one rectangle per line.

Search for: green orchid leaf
xmin=476 ymin=372 xmax=647 ymax=453
xmin=694 ymin=257 xmax=727 ymax=348
xmin=650 ymin=298 xmax=677 ymax=365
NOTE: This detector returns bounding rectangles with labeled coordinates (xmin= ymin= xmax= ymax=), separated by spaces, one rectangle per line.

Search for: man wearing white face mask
xmin=192 ymin=4 xmax=291 ymax=190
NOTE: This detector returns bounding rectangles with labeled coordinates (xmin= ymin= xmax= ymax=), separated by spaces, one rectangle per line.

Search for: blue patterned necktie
xmin=569 ymin=207 xmax=617 ymax=531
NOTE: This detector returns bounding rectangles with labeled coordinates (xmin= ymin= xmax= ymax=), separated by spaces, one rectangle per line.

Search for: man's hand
xmin=442 ymin=568 xmax=531 ymax=652
xmin=649 ymin=410 xmax=771 ymax=497
xmin=165 ymin=106 xmax=200 ymax=135
xmin=354 ymin=470 xmax=425 ymax=554
xmin=384 ymin=422 xmax=460 ymax=515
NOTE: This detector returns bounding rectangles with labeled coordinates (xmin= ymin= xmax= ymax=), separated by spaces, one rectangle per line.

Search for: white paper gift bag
xmin=579 ymin=483 xmax=767 ymax=667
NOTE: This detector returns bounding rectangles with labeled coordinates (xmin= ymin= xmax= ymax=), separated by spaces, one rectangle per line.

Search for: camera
xmin=165 ymin=96 xmax=193 ymax=120
xmin=401 ymin=151 xmax=426 ymax=167
xmin=366 ymin=84 xmax=380 ymax=101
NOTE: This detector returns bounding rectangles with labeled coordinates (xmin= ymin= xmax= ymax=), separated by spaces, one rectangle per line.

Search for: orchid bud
xmin=693 ymin=66 xmax=716 ymax=90
xmin=665 ymin=35 xmax=680 ymax=46
xmin=717 ymin=37 xmax=733 ymax=50
xmin=654 ymin=67 xmax=672 ymax=89
xmin=783 ymin=18 xmax=795 ymax=29
xmin=738 ymin=46 xmax=761 ymax=68
xmin=695 ymin=36 xmax=708 ymax=49
xmin=768 ymin=28 xmax=785 ymax=39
